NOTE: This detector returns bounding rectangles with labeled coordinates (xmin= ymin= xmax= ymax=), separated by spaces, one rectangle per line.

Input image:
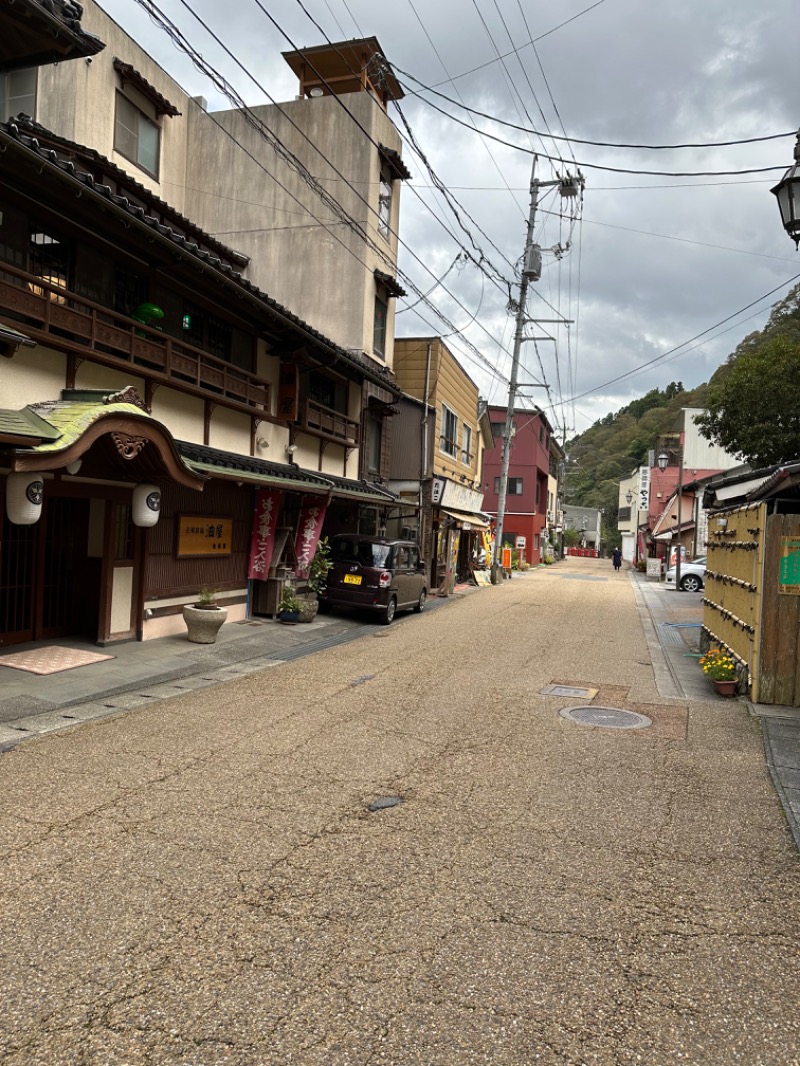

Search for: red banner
xmin=294 ymin=497 xmax=327 ymax=578
xmin=248 ymin=489 xmax=282 ymax=579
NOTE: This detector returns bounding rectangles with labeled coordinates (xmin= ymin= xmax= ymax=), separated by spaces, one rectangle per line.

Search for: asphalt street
xmin=1 ymin=560 xmax=799 ymax=1065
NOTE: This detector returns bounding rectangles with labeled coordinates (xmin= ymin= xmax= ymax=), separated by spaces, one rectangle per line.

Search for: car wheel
xmin=680 ymin=574 xmax=702 ymax=592
xmin=380 ymin=596 xmax=397 ymax=625
xmin=414 ymin=588 xmax=427 ymax=613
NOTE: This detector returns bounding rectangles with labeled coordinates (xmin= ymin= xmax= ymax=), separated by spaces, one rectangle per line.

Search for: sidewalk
xmin=0 ymin=591 xmax=462 ymax=750
xmin=631 ymin=567 xmax=800 ymax=850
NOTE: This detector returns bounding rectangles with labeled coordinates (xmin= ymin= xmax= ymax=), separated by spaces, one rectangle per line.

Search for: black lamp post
xmin=771 ymin=131 xmax=800 ymax=248
xmin=657 ymin=449 xmax=683 ymax=591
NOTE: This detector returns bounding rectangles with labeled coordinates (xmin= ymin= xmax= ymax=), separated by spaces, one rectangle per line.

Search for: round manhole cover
xmin=560 ymin=706 xmax=652 ymax=730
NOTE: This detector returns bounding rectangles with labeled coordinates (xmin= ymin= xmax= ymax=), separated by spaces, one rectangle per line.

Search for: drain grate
xmin=560 ymin=706 xmax=652 ymax=730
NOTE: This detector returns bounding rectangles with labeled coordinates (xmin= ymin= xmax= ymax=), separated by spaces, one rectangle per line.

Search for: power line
xmin=566 ymin=272 xmax=800 ymax=404
xmin=396 ymin=68 xmax=795 ymax=151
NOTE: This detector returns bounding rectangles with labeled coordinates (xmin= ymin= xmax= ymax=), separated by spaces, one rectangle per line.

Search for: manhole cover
xmin=560 ymin=706 xmax=652 ymax=730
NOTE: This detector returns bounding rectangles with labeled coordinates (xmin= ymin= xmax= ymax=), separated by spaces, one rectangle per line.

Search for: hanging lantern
xmin=132 ymin=483 xmax=161 ymax=527
xmin=6 ymin=472 xmax=44 ymax=525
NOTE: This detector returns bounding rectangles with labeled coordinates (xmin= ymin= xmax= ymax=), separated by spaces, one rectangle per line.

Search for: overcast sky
xmin=101 ymin=0 xmax=799 ymax=439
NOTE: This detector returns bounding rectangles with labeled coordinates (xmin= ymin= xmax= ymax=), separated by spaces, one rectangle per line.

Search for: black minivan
xmin=319 ymin=535 xmax=427 ymax=624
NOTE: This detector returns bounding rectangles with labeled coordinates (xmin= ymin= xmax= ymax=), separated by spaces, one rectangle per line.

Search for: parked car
xmin=665 ymin=555 xmax=706 ymax=592
xmin=319 ymin=535 xmax=427 ymax=624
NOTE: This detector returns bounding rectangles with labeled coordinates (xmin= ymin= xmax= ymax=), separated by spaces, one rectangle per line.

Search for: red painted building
xmin=482 ymin=407 xmax=554 ymax=565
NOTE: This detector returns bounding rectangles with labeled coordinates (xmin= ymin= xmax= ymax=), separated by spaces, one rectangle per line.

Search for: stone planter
xmin=711 ymin=678 xmax=738 ymax=698
xmin=296 ymin=594 xmax=319 ymax=623
xmin=183 ymin=604 xmax=228 ymax=643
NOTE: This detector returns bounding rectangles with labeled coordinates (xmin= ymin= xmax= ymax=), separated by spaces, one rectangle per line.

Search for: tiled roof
xmin=178 ymin=441 xmax=397 ymax=503
xmin=2 ymin=118 xmax=400 ymax=396
xmin=0 ymin=407 xmax=62 ymax=445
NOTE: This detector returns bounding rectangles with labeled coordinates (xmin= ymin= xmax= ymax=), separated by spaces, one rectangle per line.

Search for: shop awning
xmin=179 ymin=441 xmax=399 ymax=505
xmin=441 ymin=508 xmax=490 ymax=530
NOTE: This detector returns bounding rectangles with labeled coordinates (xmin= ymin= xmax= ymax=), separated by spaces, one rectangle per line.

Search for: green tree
xmin=696 ymin=336 xmax=800 ymax=466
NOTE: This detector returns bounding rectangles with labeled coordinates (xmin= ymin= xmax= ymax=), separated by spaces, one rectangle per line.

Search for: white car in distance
xmin=664 ymin=555 xmax=706 ymax=592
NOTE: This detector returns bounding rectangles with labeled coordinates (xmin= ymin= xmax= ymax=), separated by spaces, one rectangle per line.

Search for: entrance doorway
xmin=1 ymin=496 xmax=100 ymax=646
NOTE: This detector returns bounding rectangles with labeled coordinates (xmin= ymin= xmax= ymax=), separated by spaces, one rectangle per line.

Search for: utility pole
xmin=491 ymin=157 xmax=582 ymax=583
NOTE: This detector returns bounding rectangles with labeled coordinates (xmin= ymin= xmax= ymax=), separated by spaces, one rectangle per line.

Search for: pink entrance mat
xmin=0 ymin=647 xmax=114 ymax=675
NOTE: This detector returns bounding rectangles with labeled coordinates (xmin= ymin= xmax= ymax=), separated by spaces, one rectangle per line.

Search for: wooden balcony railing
xmin=0 ymin=263 xmax=270 ymax=413
xmin=300 ymin=397 xmax=359 ymax=448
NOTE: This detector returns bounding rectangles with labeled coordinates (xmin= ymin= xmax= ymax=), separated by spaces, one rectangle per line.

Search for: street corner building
xmin=0 ymin=1 xmax=416 ymax=648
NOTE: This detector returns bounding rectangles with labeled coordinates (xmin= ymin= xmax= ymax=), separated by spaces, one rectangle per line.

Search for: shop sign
xmin=432 ymin=477 xmax=445 ymax=504
xmin=178 ymin=515 xmax=232 ymax=558
xmin=248 ymin=489 xmax=282 ymax=578
xmin=294 ymin=498 xmax=326 ymax=578
xmin=638 ymin=465 xmax=650 ymax=513
xmin=779 ymin=537 xmax=800 ymax=595
xmin=438 ymin=478 xmax=483 ymax=512
xmin=515 ymin=536 xmax=526 ymax=548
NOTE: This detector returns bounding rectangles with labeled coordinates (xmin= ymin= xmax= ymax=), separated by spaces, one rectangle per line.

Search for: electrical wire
xmin=395 ymin=68 xmax=795 ymax=151
xmin=566 ymin=271 xmax=800 ymax=404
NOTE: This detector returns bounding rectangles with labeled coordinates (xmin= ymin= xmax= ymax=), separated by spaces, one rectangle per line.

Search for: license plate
xmin=343 ymin=574 xmax=362 ymax=585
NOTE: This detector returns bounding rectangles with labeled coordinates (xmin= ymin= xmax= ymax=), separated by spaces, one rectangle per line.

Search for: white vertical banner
xmin=638 ymin=465 xmax=650 ymax=514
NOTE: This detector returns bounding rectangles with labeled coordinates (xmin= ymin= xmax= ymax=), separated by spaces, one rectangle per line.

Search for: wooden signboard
xmin=177 ymin=515 xmax=233 ymax=558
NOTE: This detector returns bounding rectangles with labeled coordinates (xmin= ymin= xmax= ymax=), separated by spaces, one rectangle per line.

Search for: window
xmin=373 ymin=293 xmax=388 ymax=359
xmin=0 ymin=68 xmax=36 ymax=121
xmin=461 ymin=424 xmax=473 ymax=464
xmin=378 ymin=162 xmax=393 ymax=239
xmin=30 ymin=228 xmax=71 ymax=303
xmin=366 ymin=413 xmax=382 ymax=474
xmin=535 ymin=482 xmax=541 ymax=507
xmin=494 ymin=477 xmax=523 ymax=495
xmin=114 ymin=92 xmax=160 ymax=177
xmin=182 ymin=306 xmax=253 ymax=372
xmin=441 ymin=405 xmax=458 ymax=457
xmin=491 ymin=421 xmax=504 ymax=441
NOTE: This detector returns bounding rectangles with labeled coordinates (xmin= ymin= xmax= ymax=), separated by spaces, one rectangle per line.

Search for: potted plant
xmin=294 ymin=538 xmax=332 ymax=622
xmin=276 ymin=586 xmax=302 ymax=624
xmin=699 ymin=647 xmax=739 ymax=697
xmin=182 ymin=587 xmax=228 ymax=644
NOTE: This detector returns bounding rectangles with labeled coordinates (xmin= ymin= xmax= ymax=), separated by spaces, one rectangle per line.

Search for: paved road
xmin=1 ymin=561 xmax=799 ymax=1065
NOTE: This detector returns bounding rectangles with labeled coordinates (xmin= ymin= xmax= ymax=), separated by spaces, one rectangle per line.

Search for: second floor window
xmin=115 ymin=92 xmax=160 ymax=178
xmin=373 ymin=293 xmax=388 ymax=359
xmin=441 ymin=405 xmax=458 ymax=457
xmin=461 ymin=424 xmax=473 ymax=464
xmin=495 ymin=477 xmax=523 ymax=495
xmin=0 ymin=68 xmax=36 ymax=121
xmin=378 ymin=163 xmax=393 ymax=239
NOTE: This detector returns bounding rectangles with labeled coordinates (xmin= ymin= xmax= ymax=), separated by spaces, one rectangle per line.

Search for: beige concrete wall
xmin=3 ymin=345 xmax=66 ymax=408
xmin=149 ymin=389 xmax=204 ymax=444
xmin=35 ymin=1 xmax=190 ymax=209
xmin=75 ymin=362 xmax=146 ymax=395
xmin=184 ymin=91 xmax=404 ymax=361
xmin=208 ymin=407 xmax=251 ymax=456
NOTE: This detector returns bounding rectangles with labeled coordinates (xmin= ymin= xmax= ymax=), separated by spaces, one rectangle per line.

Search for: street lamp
xmin=771 ymin=130 xmax=800 ymax=248
xmin=657 ymin=449 xmax=684 ymax=591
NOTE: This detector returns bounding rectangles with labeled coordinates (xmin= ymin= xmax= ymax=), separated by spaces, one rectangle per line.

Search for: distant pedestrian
xmin=612 ymin=547 xmax=622 ymax=572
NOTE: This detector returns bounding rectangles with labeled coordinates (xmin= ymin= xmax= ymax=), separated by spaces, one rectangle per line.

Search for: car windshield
xmin=332 ymin=539 xmax=392 ymax=568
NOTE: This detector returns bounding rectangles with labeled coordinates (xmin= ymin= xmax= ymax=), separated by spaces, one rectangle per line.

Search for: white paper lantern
xmin=132 ymin=483 xmax=161 ymax=527
xmin=6 ymin=473 xmax=44 ymax=525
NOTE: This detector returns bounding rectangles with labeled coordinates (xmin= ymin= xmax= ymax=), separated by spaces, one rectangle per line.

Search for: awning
xmin=441 ymin=508 xmax=490 ymax=530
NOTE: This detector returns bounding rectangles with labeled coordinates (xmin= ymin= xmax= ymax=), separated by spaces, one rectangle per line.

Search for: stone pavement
xmin=2 ymin=562 xmax=800 ymax=851
xmin=1 ymin=558 xmax=799 ymax=1064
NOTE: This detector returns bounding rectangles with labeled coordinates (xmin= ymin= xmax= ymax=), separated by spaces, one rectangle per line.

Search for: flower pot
xmin=183 ymin=603 xmax=228 ymax=643
xmin=277 ymin=610 xmax=301 ymax=625
xmin=711 ymin=678 xmax=738 ymax=697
